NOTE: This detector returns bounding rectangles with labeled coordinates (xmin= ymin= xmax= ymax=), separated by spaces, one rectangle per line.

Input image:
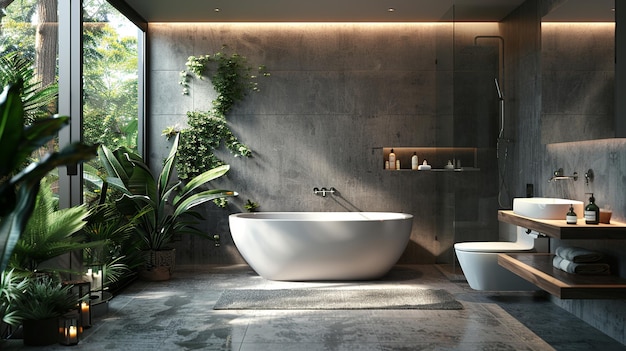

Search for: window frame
xmin=57 ymin=0 xmax=147 ymax=208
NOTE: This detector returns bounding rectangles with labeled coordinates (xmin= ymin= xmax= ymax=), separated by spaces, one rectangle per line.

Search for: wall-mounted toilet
xmin=454 ymin=226 xmax=546 ymax=291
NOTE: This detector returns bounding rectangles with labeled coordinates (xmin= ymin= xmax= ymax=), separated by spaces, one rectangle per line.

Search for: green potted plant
xmin=98 ymin=133 xmax=237 ymax=281
xmin=0 ymin=80 xmax=97 ymax=342
xmin=13 ymin=275 xmax=77 ymax=346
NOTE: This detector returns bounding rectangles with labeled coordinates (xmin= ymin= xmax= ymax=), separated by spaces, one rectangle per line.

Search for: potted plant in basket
xmin=98 ymin=133 xmax=237 ymax=281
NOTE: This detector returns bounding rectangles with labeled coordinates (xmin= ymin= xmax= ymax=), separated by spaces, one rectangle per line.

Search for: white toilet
xmin=454 ymin=225 xmax=547 ymax=291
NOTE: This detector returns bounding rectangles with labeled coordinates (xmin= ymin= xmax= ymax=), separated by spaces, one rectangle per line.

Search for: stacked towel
xmin=552 ymin=246 xmax=610 ymax=275
xmin=555 ymin=246 xmax=604 ymax=263
xmin=552 ymin=255 xmax=610 ymax=275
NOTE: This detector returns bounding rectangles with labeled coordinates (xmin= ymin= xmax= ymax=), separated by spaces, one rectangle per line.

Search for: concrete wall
xmin=502 ymin=0 xmax=626 ymax=345
xmin=148 ymin=22 xmax=501 ymax=266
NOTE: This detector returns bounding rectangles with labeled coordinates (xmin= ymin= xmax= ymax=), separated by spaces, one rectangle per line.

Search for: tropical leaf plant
xmin=0 ymin=269 xmax=28 ymax=327
xmin=98 ymin=132 xmax=237 ymax=255
xmin=81 ymin=200 xmax=142 ymax=288
xmin=9 ymin=179 xmax=102 ymax=273
xmin=0 ymin=81 xmax=99 ymax=274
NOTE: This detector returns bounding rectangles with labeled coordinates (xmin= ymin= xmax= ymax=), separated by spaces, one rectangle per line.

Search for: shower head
xmin=495 ymin=78 xmax=503 ymax=100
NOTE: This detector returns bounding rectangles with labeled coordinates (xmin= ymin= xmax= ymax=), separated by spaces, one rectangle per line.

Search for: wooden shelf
xmin=385 ymin=167 xmax=480 ymax=172
xmin=498 ymin=210 xmax=626 ymax=240
xmin=498 ymin=253 xmax=626 ymax=299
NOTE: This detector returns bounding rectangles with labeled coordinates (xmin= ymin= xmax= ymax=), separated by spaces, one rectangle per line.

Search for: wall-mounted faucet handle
xmin=313 ymin=187 xmax=336 ymax=197
xmin=585 ymin=169 xmax=594 ymax=185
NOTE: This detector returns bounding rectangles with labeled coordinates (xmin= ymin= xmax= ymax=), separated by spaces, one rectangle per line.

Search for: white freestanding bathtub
xmin=228 ymin=212 xmax=413 ymax=281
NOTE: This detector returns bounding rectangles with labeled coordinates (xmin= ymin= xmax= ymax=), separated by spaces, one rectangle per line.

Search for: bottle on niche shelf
xmin=411 ymin=152 xmax=418 ymax=170
xmin=388 ymin=149 xmax=396 ymax=170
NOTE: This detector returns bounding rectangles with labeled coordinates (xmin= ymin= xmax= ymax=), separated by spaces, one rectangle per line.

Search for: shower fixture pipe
xmin=475 ymin=35 xmax=511 ymax=209
xmin=474 ymin=35 xmax=505 ymax=88
xmin=495 ymin=78 xmax=505 ymax=139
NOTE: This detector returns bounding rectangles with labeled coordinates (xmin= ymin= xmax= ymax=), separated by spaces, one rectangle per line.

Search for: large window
xmin=82 ymin=0 xmax=142 ymax=205
xmin=0 ymin=0 xmax=144 ymax=206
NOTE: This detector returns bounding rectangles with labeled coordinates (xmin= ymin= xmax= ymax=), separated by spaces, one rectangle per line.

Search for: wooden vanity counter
xmin=497 ymin=210 xmax=626 ymax=299
xmin=498 ymin=210 xmax=626 ymax=239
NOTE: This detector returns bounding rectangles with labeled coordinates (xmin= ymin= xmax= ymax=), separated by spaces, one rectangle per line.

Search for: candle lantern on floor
xmin=58 ymin=312 xmax=79 ymax=345
xmin=63 ymin=280 xmax=91 ymax=331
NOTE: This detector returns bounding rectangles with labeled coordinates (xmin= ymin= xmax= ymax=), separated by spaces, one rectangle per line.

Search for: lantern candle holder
xmin=85 ymin=264 xmax=104 ymax=296
xmin=58 ymin=313 xmax=79 ymax=345
xmin=62 ymin=280 xmax=91 ymax=332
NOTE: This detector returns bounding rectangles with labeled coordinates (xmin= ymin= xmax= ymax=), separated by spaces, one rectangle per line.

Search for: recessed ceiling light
xmin=388 ymin=8 xmax=395 ymax=12
xmin=214 ymin=8 xmax=220 ymax=12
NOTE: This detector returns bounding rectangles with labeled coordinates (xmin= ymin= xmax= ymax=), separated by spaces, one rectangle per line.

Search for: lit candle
xmin=80 ymin=301 xmax=90 ymax=328
xmin=91 ymin=269 xmax=102 ymax=291
xmin=69 ymin=326 xmax=77 ymax=339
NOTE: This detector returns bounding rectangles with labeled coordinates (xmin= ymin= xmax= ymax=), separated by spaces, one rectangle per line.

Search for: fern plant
xmin=9 ymin=179 xmax=101 ymax=273
xmin=0 ymin=52 xmax=58 ymax=124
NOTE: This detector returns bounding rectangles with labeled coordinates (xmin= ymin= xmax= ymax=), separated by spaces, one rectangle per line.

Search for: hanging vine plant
xmin=165 ymin=48 xmax=268 ymax=180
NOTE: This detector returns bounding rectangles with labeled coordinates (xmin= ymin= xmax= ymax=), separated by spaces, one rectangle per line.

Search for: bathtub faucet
xmin=313 ymin=187 xmax=336 ymax=197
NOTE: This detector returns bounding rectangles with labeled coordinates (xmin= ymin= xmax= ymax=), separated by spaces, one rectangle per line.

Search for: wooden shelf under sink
xmin=498 ymin=210 xmax=626 ymax=240
xmin=498 ymin=253 xmax=626 ymax=299
xmin=497 ymin=211 xmax=626 ymax=299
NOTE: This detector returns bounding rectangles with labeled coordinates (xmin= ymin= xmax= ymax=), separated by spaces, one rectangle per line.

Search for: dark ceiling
xmin=120 ymin=0 xmax=522 ymax=22
xmin=119 ymin=0 xmax=615 ymax=22
xmin=120 ymin=0 xmax=614 ymax=23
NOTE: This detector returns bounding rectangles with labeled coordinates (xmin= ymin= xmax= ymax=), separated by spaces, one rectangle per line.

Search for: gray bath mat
xmin=213 ymin=288 xmax=463 ymax=310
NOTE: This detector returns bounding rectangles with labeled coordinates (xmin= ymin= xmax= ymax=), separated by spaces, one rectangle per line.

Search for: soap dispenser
xmin=566 ymin=204 xmax=577 ymax=225
xmin=388 ymin=149 xmax=396 ymax=170
xmin=584 ymin=193 xmax=599 ymax=225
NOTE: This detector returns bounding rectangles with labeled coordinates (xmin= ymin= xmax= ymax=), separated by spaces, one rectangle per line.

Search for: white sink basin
xmin=513 ymin=197 xmax=584 ymax=220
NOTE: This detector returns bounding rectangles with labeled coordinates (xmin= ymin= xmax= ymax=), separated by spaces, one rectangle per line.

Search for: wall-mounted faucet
xmin=548 ymin=168 xmax=578 ymax=182
xmin=313 ymin=187 xmax=336 ymax=197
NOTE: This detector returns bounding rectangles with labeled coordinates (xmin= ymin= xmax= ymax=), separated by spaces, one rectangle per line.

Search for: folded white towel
xmin=555 ymin=246 xmax=604 ymax=263
xmin=553 ymin=255 xmax=610 ymax=275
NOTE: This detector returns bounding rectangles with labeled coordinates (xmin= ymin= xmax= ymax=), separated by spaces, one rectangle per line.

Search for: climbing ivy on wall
xmin=165 ymin=48 xmax=268 ymax=180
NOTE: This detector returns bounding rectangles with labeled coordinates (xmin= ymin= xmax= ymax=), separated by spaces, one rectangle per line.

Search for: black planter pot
xmin=23 ymin=317 xmax=58 ymax=346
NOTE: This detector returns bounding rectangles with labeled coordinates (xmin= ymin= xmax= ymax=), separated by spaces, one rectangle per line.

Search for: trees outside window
xmin=1 ymin=0 xmax=141 ymax=204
